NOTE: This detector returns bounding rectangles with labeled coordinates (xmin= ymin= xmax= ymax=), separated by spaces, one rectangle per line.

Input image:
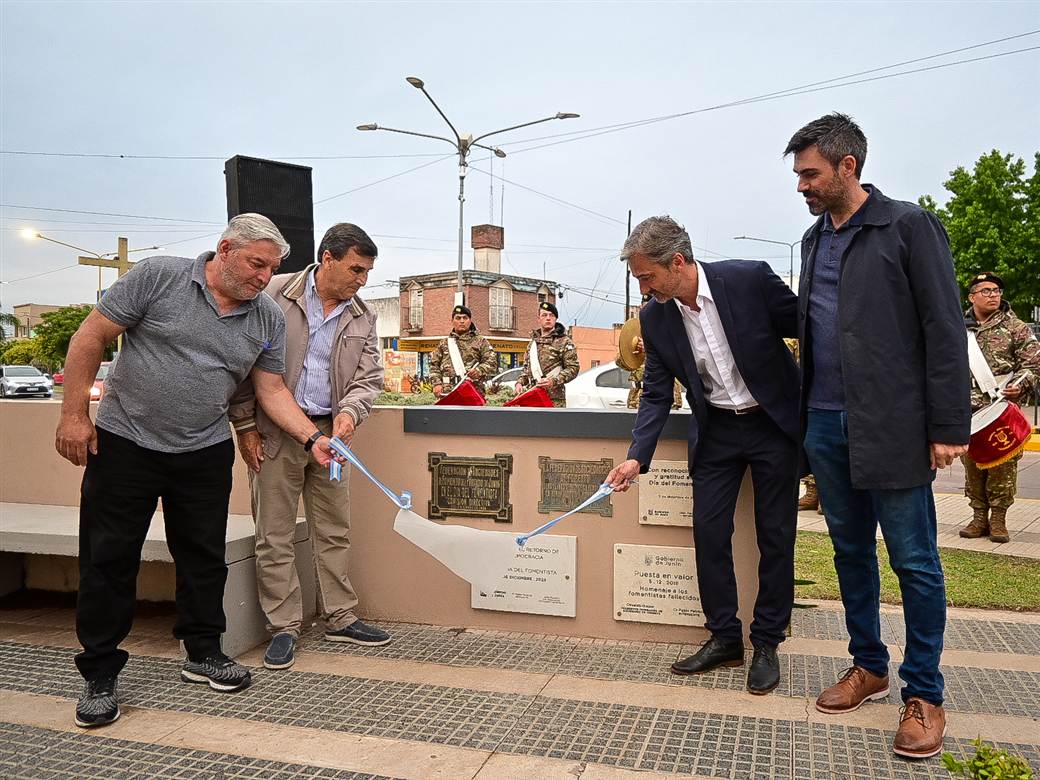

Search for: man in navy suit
xmin=606 ymin=215 xmax=799 ymax=694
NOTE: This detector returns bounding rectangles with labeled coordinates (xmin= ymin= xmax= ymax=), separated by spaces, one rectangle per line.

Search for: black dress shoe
xmin=747 ymin=645 xmax=780 ymax=694
xmin=671 ymin=636 xmax=745 ymax=675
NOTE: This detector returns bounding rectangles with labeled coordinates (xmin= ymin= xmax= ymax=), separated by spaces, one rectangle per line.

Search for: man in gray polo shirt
xmin=55 ymin=214 xmax=340 ymax=730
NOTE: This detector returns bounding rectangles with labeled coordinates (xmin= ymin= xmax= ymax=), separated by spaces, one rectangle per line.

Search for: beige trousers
xmin=250 ymin=420 xmax=358 ymax=637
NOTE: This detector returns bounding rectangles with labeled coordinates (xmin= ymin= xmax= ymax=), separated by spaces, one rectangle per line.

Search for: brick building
xmin=397 ymin=225 xmax=559 ymax=376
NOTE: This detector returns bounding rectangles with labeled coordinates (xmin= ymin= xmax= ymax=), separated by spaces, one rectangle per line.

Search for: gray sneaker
xmin=181 ymin=653 xmax=251 ymax=692
xmin=263 ymin=633 xmax=296 ymax=670
xmin=324 ymin=619 xmax=391 ymax=647
xmin=75 ymin=676 xmax=119 ymax=728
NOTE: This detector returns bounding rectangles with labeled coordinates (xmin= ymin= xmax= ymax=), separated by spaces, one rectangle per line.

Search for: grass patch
xmin=795 ymin=530 xmax=1040 ymax=612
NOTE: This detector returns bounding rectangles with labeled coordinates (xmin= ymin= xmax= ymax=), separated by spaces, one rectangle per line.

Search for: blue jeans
xmin=804 ymin=409 xmax=946 ymax=705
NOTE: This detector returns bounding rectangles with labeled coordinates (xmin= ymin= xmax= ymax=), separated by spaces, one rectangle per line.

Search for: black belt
xmin=707 ymin=404 xmax=761 ymax=416
xmin=306 ymin=413 xmax=332 ymax=421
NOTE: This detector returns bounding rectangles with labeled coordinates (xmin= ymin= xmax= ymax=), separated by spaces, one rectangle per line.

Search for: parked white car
xmin=566 ymin=364 xmax=690 ymax=410
xmin=0 ymin=365 xmax=54 ymax=398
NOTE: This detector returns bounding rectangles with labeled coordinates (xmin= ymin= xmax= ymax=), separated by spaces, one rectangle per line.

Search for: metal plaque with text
xmin=471 ymin=533 xmax=576 ymax=617
xmin=537 ymin=457 xmax=613 ymax=517
xmin=639 ymin=460 xmax=694 ymax=527
xmin=428 ymin=452 xmax=512 ymax=522
xmin=613 ymin=543 xmax=703 ymax=626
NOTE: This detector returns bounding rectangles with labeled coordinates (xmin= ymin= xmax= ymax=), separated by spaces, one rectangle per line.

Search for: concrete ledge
xmin=0 ymin=502 xmax=316 ymax=657
xmin=403 ymin=405 xmax=692 ymax=439
xmin=0 ymin=503 xmax=307 ymax=565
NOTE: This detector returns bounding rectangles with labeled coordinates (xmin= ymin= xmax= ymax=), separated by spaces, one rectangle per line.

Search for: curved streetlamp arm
xmin=30 ymin=233 xmax=103 ymax=258
xmin=733 ymin=235 xmax=800 ymax=249
xmin=473 ymin=114 xmax=570 ymax=145
xmin=366 ymin=125 xmax=460 ymax=150
xmin=471 ymin=141 xmax=504 ymax=156
xmin=416 ymin=86 xmax=462 ymax=145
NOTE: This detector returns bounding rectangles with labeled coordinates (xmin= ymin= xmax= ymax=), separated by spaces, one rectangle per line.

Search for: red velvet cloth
xmin=435 ymin=379 xmax=486 ymax=407
xmin=503 ymin=386 xmax=554 ymax=408
xmin=969 ymin=403 xmax=1032 ymax=469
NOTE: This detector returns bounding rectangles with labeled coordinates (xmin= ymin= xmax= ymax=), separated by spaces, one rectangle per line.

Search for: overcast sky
xmin=2 ymin=1 xmax=1037 ymax=327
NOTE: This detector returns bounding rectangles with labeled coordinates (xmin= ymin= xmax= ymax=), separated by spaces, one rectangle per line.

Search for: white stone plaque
xmin=613 ymin=543 xmax=703 ymax=626
xmin=471 ymin=533 xmax=576 ymax=617
xmin=639 ymin=460 xmax=693 ymax=526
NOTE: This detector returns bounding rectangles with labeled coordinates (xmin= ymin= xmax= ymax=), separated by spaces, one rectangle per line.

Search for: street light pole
xmin=21 ymin=230 xmax=162 ymax=301
xmin=358 ymin=76 xmax=579 ymax=304
xmin=733 ymin=235 xmax=803 ymax=289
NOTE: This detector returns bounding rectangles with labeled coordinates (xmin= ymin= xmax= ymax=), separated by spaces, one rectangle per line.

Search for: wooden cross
xmin=77 ymin=237 xmax=136 ymax=287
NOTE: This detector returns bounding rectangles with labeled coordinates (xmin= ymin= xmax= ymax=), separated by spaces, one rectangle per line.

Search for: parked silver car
xmin=0 ymin=365 xmax=54 ymax=398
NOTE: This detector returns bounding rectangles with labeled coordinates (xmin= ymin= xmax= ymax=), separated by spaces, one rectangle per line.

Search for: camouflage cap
xmin=539 ymin=301 xmax=559 ymax=317
xmin=969 ymin=272 xmax=1004 ymax=291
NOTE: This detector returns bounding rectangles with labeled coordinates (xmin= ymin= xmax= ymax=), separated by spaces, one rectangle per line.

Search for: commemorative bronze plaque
xmin=537 ymin=457 xmax=613 ymax=517
xmin=428 ymin=452 xmax=513 ymax=522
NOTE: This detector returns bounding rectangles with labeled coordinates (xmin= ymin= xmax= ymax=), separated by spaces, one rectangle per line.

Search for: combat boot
xmin=799 ymin=482 xmax=819 ymax=511
xmin=959 ymin=508 xmax=989 ymax=539
xmin=989 ymin=508 xmax=1010 ymax=543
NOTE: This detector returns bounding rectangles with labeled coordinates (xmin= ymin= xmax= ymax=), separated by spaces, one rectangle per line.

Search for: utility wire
xmin=499 ymin=31 xmax=1040 ymax=149
xmin=2 ymin=264 xmax=80 ymax=284
xmin=505 ymin=45 xmax=1040 ymax=156
xmin=0 ymin=150 xmax=447 ymax=161
xmin=314 ymin=155 xmax=454 ymax=205
xmin=468 ymin=166 xmax=623 ymax=226
xmin=0 ymin=204 xmax=222 ymax=225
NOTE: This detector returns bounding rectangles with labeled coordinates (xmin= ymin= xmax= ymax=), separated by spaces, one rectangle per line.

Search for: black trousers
xmin=690 ymin=406 xmax=798 ymax=648
xmin=75 ymin=427 xmax=234 ymax=680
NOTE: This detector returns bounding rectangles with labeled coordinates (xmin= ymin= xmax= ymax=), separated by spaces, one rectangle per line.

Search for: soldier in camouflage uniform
xmin=429 ymin=305 xmax=499 ymax=398
xmin=618 ymin=342 xmax=683 ymax=409
xmin=515 ymin=301 xmax=580 ymax=407
xmin=959 ymin=272 xmax=1040 ymax=543
xmin=620 ymin=294 xmax=682 ymax=410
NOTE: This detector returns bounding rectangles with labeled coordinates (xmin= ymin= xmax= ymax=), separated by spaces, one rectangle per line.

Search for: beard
xmin=804 ymin=175 xmax=848 ymax=216
xmin=220 ymin=264 xmax=262 ymax=301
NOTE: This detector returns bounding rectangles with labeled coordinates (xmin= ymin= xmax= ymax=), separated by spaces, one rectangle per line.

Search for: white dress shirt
xmin=674 ymin=263 xmax=758 ymax=411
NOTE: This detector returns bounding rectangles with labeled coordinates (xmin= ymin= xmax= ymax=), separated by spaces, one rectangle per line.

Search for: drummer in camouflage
xmin=515 ymin=301 xmax=580 ymax=407
xmin=959 ymin=272 xmax=1040 ymax=543
xmin=430 ymin=305 xmax=498 ymax=398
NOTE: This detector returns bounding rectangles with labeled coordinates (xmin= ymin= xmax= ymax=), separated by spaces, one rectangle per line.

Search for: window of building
xmin=408 ymin=286 xmax=423 ymax=328
xmin=489 ymin=283 xmax=513 ymax=329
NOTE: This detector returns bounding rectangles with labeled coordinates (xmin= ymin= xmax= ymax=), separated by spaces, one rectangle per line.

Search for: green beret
xmin=539 ymin=301 xmax=558 ymax=317
xmin=452 ymin=305 xmax=472 ymax=317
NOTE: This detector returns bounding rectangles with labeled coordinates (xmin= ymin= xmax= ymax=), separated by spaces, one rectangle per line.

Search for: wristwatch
xmin=304 ymin=430 xmax=323 ymax=452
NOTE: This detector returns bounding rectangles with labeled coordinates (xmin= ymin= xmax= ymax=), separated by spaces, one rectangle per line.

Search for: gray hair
xmin=219 ymin=213 xmax=290 ymax=258
xmin=621 ymin=215 xmax=695 ymax=267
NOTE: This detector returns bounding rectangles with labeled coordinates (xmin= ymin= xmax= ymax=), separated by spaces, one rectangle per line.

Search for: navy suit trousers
xmin=691 ymin=406 xmax=798 ymax=647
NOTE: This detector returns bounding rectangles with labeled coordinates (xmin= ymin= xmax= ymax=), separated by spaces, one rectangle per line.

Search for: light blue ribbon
xmin=327 ymin=437 xmax=412 ymax=510
xmin=515 ymin=482 xmax=616 ymax=547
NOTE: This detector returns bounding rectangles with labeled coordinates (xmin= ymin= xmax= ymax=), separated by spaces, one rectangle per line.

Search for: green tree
xmin=920 ymin=150 xmax=1040 ymax=318
xmin=0 ymin=311 xmax=20 ymax=341
xmin=31 ymin=304 xmax=112 ymax=367
xmin=1 ymin=339 xmax=40 ymax=366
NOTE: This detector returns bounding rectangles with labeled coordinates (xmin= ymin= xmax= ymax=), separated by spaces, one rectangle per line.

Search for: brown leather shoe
xmin=798 ymin=483 xmax=819 ymax=511
xmin=893 ymin=698 xmax=946 ymax=759
xmin=989 ymin=508 xmax=1010 ymax=543
xmin=959 ymin=507 xmax=989 ymax=538
xmin=815 ymin=666 xmax=890 ymax=714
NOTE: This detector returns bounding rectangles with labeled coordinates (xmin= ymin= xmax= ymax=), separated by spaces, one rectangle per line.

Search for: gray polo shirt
xmin=95 ymin=252 xmax=286 ymax=453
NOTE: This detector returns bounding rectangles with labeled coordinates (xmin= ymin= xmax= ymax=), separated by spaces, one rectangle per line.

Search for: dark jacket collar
xmin=531 ymin=323 xmax=565 ymax=339
xmin=806 ymin=184 xmax=892 ymax=238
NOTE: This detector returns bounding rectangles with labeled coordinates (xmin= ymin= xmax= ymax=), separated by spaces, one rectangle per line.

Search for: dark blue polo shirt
xmin=808 ymin=189 xmax=872 ymax=410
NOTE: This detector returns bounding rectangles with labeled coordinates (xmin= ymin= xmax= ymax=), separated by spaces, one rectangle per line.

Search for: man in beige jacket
xmin=229 ymin=223 xmax=386 ymax=670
